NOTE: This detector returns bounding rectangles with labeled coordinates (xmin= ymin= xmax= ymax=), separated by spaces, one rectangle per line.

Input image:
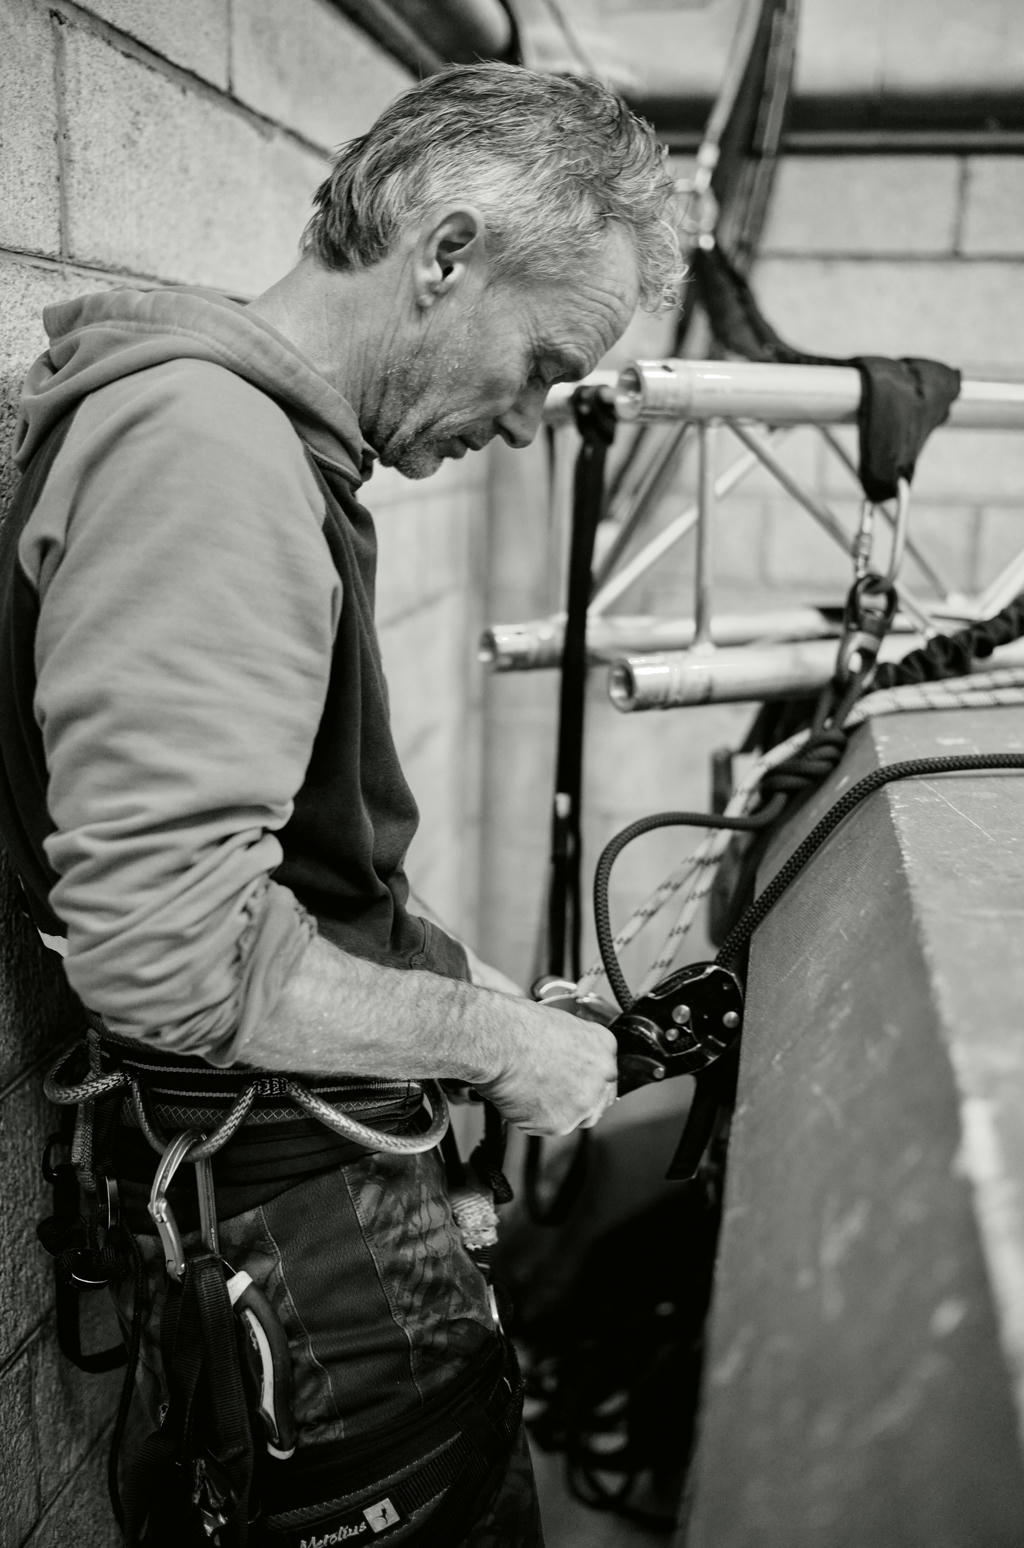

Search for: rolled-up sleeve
xmin=27 ymin=359 xmax=340 ymax=1064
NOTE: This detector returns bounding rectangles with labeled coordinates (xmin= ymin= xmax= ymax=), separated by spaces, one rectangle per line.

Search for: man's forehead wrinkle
xmin=548 ymin=274 xmax=636 ymax=366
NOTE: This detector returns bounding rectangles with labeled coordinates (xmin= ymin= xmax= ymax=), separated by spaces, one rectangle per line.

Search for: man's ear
xmin=413 ymin=205 xmax=486 ymax=309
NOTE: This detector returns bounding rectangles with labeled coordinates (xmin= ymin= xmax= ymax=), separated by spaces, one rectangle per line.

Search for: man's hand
xmin=472 ymin=999 xmax=619 ymax=1137
xmin=240 ymin=935 xmax=619 ymax=1136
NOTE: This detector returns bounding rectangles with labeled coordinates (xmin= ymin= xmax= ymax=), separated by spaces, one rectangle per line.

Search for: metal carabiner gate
xmin=148 ymin=1129 xmax=219 ymax=1279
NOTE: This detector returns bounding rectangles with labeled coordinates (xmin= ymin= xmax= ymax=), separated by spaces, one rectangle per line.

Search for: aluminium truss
xmin=482 ymin=359 xmax=1024 ymax=709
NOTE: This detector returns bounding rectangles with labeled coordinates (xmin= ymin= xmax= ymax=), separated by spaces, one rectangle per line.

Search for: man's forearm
xmin=237 ymin=932 xmax=514 ymax=1085
xmin=234 ymin=933 xmax=620 ymax=1137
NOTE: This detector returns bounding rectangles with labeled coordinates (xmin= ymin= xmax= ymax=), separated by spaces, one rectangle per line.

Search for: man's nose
xmin=497 ymin=385 xmax=547 ymax=449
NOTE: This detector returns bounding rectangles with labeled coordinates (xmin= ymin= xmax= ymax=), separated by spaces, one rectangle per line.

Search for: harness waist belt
xmin=85 ymin=1022 xmax=431 ymax=1229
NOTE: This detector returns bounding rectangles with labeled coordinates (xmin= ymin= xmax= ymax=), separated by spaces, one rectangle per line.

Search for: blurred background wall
xmin=1 ymin=0 xmax=1023 ymax=1542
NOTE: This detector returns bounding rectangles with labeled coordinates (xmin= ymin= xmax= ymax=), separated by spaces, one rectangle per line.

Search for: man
xmin=1 ymin=61 xmax=681 ymax=1547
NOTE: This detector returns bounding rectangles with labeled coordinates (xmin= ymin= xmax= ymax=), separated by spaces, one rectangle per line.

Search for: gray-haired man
xmin=1 ymin=62 xmax=681 ymax=1546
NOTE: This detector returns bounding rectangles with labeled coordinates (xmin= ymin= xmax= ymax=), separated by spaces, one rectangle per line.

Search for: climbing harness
xmin=36 ymin=1018 xmax=521 ymax=1547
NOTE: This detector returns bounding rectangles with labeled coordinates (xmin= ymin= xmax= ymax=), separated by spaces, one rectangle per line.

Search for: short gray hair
xmin=303 ymin=63 xmax=683 ymax=311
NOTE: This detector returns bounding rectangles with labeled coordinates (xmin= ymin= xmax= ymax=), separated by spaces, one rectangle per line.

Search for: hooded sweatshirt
xmin=1 ymin=286 xmax=467 ymax=1066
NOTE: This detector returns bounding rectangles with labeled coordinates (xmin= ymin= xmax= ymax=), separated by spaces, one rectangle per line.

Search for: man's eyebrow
xmin=537 ymin=346 xmax=588 ymax=382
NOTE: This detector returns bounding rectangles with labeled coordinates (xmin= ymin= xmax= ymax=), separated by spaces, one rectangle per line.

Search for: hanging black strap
xmin=694 ymin=241 xmax=962 ymax=502
xmin=527 ymin=389 xmax=616 ymax=1230
xmin=546 ymin=387 xmax=617 ymax=981
xmin=36 ymin=1107 xmax=130 ymax=1374
xmin=121 ymin=1253 xmax=255 ymax=1547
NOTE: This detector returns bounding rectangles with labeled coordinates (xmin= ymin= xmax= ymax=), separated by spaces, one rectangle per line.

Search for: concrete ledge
xmin=681 ymin=705 xmax=1024 ymax=1548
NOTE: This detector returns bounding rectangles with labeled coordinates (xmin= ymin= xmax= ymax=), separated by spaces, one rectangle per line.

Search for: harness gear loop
xmin=286 ymin=1074 xmax=450 ymax=1154
xmin=44 ymin=1042 xmax=129 ymax=1106
xmin=47 ymin=1033 xmax=450 ymax=1159
xmin=131 ymin=1076 xmax=258 ymax=1162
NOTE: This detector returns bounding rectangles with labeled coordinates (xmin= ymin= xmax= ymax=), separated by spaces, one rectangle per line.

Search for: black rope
xmin=592 ymin=800 xmax=787 ymax=1012
xmin=715 ymin=753 xmax=1024 ymax=971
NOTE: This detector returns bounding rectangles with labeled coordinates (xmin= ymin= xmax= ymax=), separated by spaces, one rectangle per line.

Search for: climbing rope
xmin=583 ymin=667 xmax=1024 ymax=1009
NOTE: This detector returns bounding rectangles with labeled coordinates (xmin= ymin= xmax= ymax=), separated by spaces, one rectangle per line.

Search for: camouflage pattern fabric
xmin=112 ymin=1146 xmax=545 ymax=1544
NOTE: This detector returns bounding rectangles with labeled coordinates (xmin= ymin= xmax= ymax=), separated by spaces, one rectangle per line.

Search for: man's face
xmin=373 ymin=225 xmax=640 ymax=479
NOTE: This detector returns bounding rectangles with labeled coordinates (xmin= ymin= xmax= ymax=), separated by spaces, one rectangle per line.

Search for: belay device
xmin=534 ymin=959 xmax=744 ymax=1175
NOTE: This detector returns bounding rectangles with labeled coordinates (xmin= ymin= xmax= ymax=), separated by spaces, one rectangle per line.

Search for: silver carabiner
xmin=148 ymin=1129 xmax=218 ymax=1279
xmin=854 ymin=477 xmax=911 ymax=586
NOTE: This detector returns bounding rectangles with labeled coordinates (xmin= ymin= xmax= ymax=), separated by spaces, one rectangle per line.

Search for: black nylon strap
xmin=37 ymin=1111 xmax=129 ymax=1374
xmin=122 ymin=1254 xmax=255 ymax=1546
xmin=694 ymin=242 xmax=961 ymax=502
xmin=529 ymin=388 xmax=615 ymax=1230
xmin=546 ymin=387 xmax=617 ymax=981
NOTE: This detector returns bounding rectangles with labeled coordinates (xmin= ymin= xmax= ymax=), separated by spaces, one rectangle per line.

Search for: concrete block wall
xmin=0 ymin=4 xmax=488 ymax=1541
xmin=478 ymin=150 xmax=1024 ymax=990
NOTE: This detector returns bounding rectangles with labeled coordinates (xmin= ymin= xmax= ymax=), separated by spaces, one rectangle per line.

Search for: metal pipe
xmin=609 ymin=636 xmax=1024 ymax=713
xmin=594 ymin=423 xmax=693 ymax=591
xmin=331 ymin=0 xmax=447 ymax=74
xmin=387 ymin=0 xmax=514 ymax=62
xmin=817 ymin=426 xmax=957 ymax=600
xmin=479 ymin=599 xmax=980 ymax=674
xmin=727 ymin=422 xmax=940 ymax=637
xmin=693 ymin=422 xmax=718 ymax=645
xmin=589 ymin=433 xmax=785 ymax=617
xmin=480 ymin=607 xmax=867 ymax=673
xmin=975 ymin=545 xmax=1024 ymax=619
xmin=727 ymin=421 xmax=853 ymax=550
xmin=616 ymin=360 xmax=1024 ymax=431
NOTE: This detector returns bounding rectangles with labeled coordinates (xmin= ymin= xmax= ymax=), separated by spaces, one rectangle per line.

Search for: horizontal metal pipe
xmin=615 ymin=360 xmax=1024 ymax=430
xmin=481 ymin=607 xmax=855 ymax=672
xmin=608 ymin=635 xmax=1024 ymax=712
xmin=481 ymin=599 xmax=978 ymax=674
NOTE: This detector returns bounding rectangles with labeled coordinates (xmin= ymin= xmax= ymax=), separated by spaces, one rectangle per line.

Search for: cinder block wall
xmin=0 ymin=4 xmax=487 ymax=1542
xmin=479 ymin=150 xmax=1024 ymax=989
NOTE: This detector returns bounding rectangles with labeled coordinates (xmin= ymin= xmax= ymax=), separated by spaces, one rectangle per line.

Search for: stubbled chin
xmin=380 ymin=444 xmax=444 ymax=481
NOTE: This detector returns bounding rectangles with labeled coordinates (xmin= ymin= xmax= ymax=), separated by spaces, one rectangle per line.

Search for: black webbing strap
xmin=694 ymin=241 xmax=961 ymax=502
xmin=546 ymin=387 xmax=617 ymax=981
xmin=529 ymin=388 xmax=615 ymax=1229
xmin=121 ymin=1254 xmax=255 ymax=1547
xmin=36 ymin=1104 xmax=129 ymax=1374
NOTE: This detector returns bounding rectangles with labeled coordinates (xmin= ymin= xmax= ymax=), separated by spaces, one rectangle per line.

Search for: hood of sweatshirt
xmin=15 ymin=285 xmax=372 ymax=483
